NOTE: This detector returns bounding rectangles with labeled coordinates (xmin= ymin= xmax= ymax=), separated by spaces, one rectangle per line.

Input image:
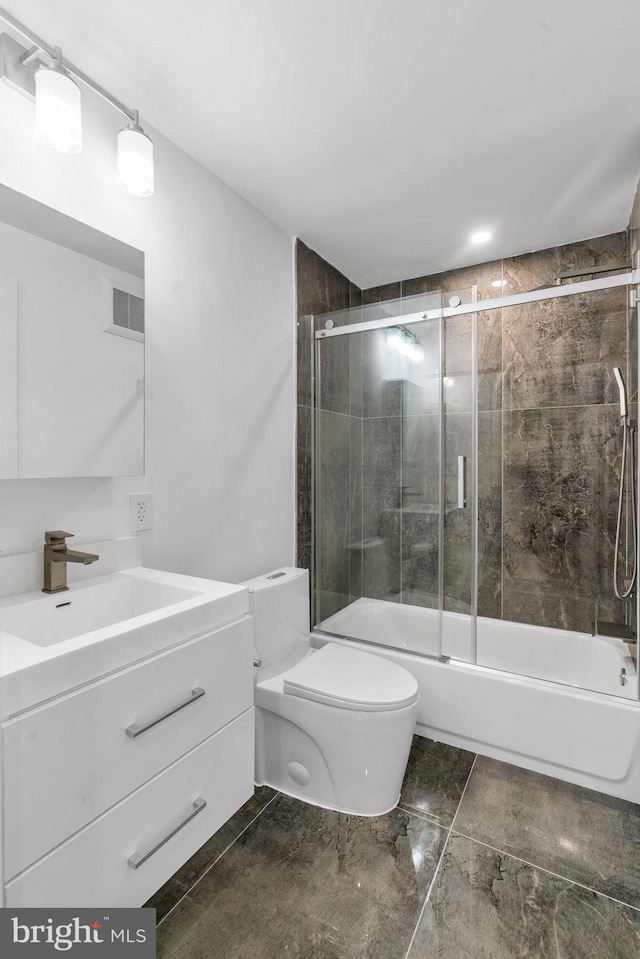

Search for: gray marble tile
xmin=318 ymin=410 xmax=352 ymax=618
xmin=296 ymin=313 xmax=314 ymax=407
xmin=319 ymin=333 xmax=352 ymax=415
xmin=503 ymin=232 xmax=628 ymax=294
xmin=349 ymin=330 xmax=363 ymax=417
xmin=402 ymin=414 xmax=440 ymax=506
xmin=477 ymin=309 xmax=502 ymax=413
xmin=443 ymin=315 xmax=474 ymax=415
xmin=361 ymin=416 xmax=402 ymax=600
xmin=398 ymin=736 xmax=476 ymax=826
xmin=408 ymin=833 xmax=640 ymax=959
xmin=401 ymin=507 xmax=439 ymax=610
xmin=362 ymin=281 xmax=402 ymax=304
xmin=400 ymin=259 xmax=504 ymax=301
xmin=348 ymin=415 xmax=363 ymax=600
xmin=146 ymin=787 xmax=276 ymax=923
xmin=349 ymin=281 xmax=363 ymax=308
xmin=454 ymin=757 xmax=640 ymax=908
xmin=157 ymin=794 xmax=447 ymax=959
xmin=298 ymin=541 xmax=311 ymax=573
xmin=442 ymin=413 xmax=472 ymax=614
xmin=503 ymin=287 xmax=627 ymax=411
xmin=477 ymin=411 xmax=503 ymax=620
xmin=296 ymin=404 xmax=312 ymax=569
xmin=296 ymin=239 xmax=352 ymax=319
xmin=502 ymin=404 xmax=622 ymax=633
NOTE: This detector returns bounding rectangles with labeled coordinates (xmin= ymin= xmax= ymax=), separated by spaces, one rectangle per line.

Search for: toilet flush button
xmin=288 ymin=762 xmax=311 ymax=787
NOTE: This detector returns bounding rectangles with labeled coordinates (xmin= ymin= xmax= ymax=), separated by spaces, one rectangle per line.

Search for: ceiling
xmin=8 ymin=1 xmax=640 ymax=287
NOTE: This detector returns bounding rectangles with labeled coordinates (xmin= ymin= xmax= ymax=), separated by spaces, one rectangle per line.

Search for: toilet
xmin=244 ymin=567 xmax=419 ymax=816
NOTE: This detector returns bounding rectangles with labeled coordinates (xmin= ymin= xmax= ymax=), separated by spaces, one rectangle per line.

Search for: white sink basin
xmin=0 ymin=567 xmax=250 ymax=718
xmin=1 ymin=576 xmax=202 ymax=647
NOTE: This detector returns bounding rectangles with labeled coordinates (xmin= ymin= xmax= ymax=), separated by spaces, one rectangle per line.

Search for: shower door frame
xmin=311 ymin=266 xmax=640 ymax=700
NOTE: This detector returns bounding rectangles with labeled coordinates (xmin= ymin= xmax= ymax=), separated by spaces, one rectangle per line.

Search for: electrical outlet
xmin=129 ymin=493 xmax=153 ymax=532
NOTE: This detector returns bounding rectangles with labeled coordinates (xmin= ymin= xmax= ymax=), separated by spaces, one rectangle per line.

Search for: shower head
xmin=613 ymin=367 xmax=628 ymax=419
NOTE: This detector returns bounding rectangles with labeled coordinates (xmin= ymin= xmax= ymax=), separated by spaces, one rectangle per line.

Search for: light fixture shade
xmin=410 ymin=342 xmax=425 ymax=364
xmin=387 ymin=328 xmax=403 ymax=352
xmin=399 ymin=332 xmax=414 ymax=358
xmin=117 ymin=125 xmax=154 ymax=197
xmin=34 ymin=65 xmax=82 ymax=153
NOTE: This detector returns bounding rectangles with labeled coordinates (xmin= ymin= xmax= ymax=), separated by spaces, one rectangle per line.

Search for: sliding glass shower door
xmin=313 ymin=292 xmax=477 ymax=663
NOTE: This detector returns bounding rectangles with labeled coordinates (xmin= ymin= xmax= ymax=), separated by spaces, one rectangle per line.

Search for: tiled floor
xmin=149 ymin=738 xmax=640 ymax=958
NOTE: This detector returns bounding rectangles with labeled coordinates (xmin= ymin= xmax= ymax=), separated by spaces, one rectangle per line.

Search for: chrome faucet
xmin=42 ymin=531 xmax=99 ymax=594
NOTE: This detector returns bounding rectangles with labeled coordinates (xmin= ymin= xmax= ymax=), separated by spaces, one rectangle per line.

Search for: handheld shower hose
xmin=613 ymin=368 xmax=637 ymax=601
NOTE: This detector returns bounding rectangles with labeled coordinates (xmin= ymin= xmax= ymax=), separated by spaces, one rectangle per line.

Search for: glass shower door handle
xmin=457 ymin=455 xmax=467 ymax=508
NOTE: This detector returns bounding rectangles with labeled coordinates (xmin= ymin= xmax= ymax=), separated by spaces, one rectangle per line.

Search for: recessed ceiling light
xmin=491 ymin=279 xmax=506 ymax=288
xmin=470 ymin=230 xmax=492 ymax=244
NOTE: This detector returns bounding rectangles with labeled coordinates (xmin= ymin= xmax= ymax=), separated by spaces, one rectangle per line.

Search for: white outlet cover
xmin=129 ymin=493 xmax=153 ymax=532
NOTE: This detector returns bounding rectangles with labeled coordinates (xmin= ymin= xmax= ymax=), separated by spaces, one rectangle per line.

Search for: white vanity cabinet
xmin=1 ymin=613 xmax=255 ymax=908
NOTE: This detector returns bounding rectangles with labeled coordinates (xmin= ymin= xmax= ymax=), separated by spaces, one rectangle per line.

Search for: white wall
xmin=0 ymin=75 xmax=295 ymax=581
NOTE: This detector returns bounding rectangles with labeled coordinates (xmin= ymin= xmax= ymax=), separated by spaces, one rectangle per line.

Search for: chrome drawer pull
xmin=128 ymin=797 xmax=206 ymax=870
xmin=125 ymin=687 xmax=205 ymax=739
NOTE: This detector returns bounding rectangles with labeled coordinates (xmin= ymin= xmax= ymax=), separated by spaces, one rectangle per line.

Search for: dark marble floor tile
xmin=454 ymin=756 xmax=640 ymax=908
xmin=398 ymin=736 xmax=476 ymax=826
xmin=147 ymin=787 xmax=277 ymax=923
xmin=157 ymin=794 xmax=447 ymax=959
xmin=408 ymin=834 xmax=640 ymax=959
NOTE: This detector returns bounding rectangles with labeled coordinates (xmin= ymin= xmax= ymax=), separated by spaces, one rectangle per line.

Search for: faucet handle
xmin=44 ymin=530 xmax=74 ymax=545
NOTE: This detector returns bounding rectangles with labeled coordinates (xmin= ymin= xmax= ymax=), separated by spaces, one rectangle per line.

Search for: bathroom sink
xmin=0 ymin=568 xmax=247 ymax=649
xmin=0 ymin=566 xmax=250 ymax=719
xmin=1 ymin=575 xmax=202 ymax=647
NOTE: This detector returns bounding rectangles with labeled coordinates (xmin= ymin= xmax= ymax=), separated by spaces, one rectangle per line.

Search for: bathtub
xmin=314 ymin=598 xmax=640 ymax=804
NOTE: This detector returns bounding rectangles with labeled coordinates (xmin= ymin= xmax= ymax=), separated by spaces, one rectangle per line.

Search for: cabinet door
xmin=6 ymin=710 xmax=254 ymax=907
xmin=3 ymin=616 xmax=253 ymax=879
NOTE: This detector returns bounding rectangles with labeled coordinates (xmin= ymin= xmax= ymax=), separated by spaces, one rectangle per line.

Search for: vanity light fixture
xmin=34 ymin=48 xmax=81 ymax=153
xmin=386 ymin=328 xmax=404 ymax=352
xmin=117 ymin=113 xmax=154 ymax=198
xmin=387 ymin=326 xmax=424 ymax=364
xmin=0 ymin=7 xmax=154 ymax=196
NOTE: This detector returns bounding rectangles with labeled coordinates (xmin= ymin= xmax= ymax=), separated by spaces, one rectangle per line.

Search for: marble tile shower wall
xmin=296 ymin=240 xmax=362 ymax=619
xmin=363 ymin=231 xmax=632 ymax=632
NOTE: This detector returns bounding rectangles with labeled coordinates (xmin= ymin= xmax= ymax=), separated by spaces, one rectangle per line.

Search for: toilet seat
xmin=282 ymin=643 xmax=419 ymax=712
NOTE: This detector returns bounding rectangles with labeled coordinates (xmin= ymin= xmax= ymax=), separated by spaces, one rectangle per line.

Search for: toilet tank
xmin=242 ymin=567 xmax=310 ymax=681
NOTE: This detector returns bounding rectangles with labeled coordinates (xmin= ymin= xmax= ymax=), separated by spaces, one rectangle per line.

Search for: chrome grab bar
xmin=125 ymin=687 xmax=205 ymax=739
xmin=127 ymin=798 xmax=206 ymax=869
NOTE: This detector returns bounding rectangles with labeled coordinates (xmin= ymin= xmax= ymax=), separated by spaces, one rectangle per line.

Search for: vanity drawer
xmin=3 ymin=616 xmax=253 ymax=880
xmin=5 ymin=708 xmax=254 ymax=907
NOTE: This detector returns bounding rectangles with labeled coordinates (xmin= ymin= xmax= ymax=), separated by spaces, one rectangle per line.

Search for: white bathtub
xmin=315 ymin=598 xmax=640 ymax=804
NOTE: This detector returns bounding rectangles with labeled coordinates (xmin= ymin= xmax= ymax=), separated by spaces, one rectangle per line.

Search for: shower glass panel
xmin=313 ymin=291 xmax=476 ymax=663
xmin=475 ymin=285 xmax=638 ymax=698
xmin=311 ymin=273 xmax=638 ymax=701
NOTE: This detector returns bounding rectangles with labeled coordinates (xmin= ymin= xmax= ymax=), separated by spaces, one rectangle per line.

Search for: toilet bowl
xmin=244 ymin=567 xmax=419 ymax=816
